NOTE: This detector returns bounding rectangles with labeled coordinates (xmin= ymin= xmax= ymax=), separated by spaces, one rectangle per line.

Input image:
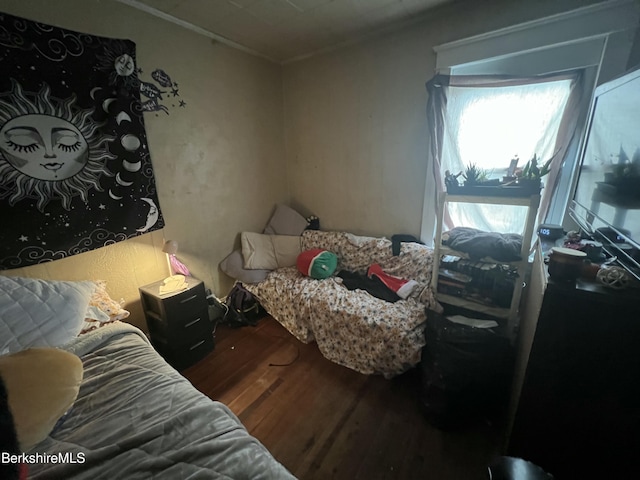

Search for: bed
xmin=0 ymin=276 xmax=294 ymax=480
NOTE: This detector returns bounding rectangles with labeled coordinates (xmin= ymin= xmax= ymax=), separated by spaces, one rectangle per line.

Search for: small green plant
xmin=519 ymin=154 xmax=552 ymax=180
xmin=463 ymin=163 xmax=488 ymax=185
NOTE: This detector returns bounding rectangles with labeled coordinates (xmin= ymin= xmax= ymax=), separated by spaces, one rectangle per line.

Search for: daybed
xmin=0 ymin=276 xmax=294 ymax=480
xmin=243 ymin=230 xmax=442 ymax=378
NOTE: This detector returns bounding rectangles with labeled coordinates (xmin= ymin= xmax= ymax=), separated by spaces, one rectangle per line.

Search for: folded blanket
xmin=442 ymin=227 xmax=522 ymax=262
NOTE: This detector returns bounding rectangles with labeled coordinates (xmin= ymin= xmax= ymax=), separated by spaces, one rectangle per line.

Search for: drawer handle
xmin=180 ymin=294 xmax=198 ymax=304
xmin=189 ymin=340 xmax=205 ymax=350
xmin=184 ymin=317 xmax=201 ymax=328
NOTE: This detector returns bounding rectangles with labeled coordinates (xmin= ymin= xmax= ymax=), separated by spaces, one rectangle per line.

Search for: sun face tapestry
xmin=0 ymin=12 xmax=164 ymax=269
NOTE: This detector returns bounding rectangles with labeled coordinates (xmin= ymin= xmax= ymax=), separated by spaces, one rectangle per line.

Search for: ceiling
xmin=118 ymin=0 xmax=455 ymax=63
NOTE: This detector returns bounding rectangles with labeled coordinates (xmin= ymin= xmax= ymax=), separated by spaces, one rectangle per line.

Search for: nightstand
xmin=139 ymin=277 xmax=214 ymax=370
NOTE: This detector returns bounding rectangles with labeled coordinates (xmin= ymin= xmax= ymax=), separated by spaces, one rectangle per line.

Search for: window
xmin=420 ymin=1 xmax=639 ymax=246
xmin=441 ymin=78 xmax=572 ymax=233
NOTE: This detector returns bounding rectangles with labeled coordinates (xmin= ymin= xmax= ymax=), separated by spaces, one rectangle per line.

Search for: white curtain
xmin=426 ymin=71 xmax=584 ymax=235
xmin=442 ymin=80 xmax=571 ymax=233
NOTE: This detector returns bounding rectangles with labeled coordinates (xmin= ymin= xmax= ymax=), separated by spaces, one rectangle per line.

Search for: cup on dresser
xmin=548 ymin=247 xmax=588 ymax=282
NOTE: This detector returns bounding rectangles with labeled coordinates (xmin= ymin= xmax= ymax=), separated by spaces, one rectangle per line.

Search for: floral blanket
xmin=245 ymin=231 xmax=441 ymax=378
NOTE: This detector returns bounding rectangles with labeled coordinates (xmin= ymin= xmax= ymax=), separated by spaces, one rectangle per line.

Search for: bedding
xmin=24 ymin=322 xmax=294 ymax=479
xmin=244 ymin=230 xmax=441 ymax=378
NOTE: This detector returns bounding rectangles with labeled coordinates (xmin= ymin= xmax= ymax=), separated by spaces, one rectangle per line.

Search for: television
xmin=569 ymin=66 xmax=640 ymax=281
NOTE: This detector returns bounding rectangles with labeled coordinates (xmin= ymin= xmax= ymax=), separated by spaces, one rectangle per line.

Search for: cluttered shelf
xmin=436 ymin=255 xmax=519 ymax=319
xmin=436 ymin=293 xmax=511 ymax=319
xmin=438 ymin=245 xmax=528 ymax=266
xmin=432 ymin=192 xmax=540 ymax=337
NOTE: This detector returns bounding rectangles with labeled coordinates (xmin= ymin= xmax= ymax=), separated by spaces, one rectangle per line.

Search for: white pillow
xmin=0 ymin=276 xmax=96 ymax=355
xmin=241 ymin=233 xmax=302 ymax=270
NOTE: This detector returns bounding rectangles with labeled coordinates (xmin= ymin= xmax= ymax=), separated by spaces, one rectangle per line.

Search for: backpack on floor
xmin=223 ymin=283 xmax=265 ymax=328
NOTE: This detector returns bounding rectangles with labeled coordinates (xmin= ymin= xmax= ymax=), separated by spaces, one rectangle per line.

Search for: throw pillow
xmin=263 ymin=204 xmax=309 ymax=236
xmin=297 ymin=249 xmax=338 ymax=279
xmin=219 ymin=249 xmax=270 ymax=283
xmin=0 ymin=276 xmax=95 ymax=355
xmin=241 ymin=233 xmax=302 ymax=270
xmin=0 ymin=348 xmax=83 ymax=451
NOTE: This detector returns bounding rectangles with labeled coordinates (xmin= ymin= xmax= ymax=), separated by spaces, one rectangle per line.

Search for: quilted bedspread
xmin=29 ymin=323 xmax=294 ymax=480
xmin=245 ymin=231 xmax=441 ymax=378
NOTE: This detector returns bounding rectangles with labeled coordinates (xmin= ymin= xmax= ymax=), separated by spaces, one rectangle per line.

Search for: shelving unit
xmin=431 ymin=192 xmax=541 ymax=337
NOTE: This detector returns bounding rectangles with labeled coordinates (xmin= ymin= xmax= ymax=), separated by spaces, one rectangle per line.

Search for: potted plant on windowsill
xmin=515 ymin=154 xmax=552 ymax=192
xmin=463 ymin=163 xmax=488 ymax=186
xmin=447 ymin=163 xmax=506 ymax=195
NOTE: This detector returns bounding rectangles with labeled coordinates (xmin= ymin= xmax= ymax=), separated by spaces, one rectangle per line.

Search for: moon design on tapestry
xmin=108 ymin=189 xmax=123 ymax=200
xmin=137 ymin=197 xmax=159 ymax=232
xmin=115 ymin=172 xmax=133 ymax=186
xmin=90 ymin=87 xmax=102 ymax=99
xmin=121 ymin=134 xmax=140 ymax=152
xmin=116 ymin=111 xmax=131 ymax=125
xmin=123 ymin=160 xmax=141 ymax=172
xmin=102 ymin=98 xmax=117 ymax=113
xmin=0 ymin=80 xmax=115 ymax=211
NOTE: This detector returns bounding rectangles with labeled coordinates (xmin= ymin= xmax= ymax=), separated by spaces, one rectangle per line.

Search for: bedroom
xmin=0 ymin=0 xmax=639 ymax=478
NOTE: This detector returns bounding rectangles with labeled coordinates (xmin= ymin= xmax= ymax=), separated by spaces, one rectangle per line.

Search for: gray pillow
xmin=0 ymin=276 xmax=96 ymax=355
xmin=219 ymin=250 xmax=270 ymax=284
xmin=263 ymin=204 xmax=308 ymax=236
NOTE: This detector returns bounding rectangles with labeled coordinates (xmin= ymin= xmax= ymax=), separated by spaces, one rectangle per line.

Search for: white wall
xmin=282 ymin=0 xmax=610 ymax=242
xmin=0 ymin=0 xmax=287 ymax=329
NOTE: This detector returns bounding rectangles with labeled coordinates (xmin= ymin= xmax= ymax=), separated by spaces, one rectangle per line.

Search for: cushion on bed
xmin=0 ymin=348 xmax=83 ymax=451
xmin=0 ymin=276 xmax=96 ymax=355
xmin=241 ymin=232 xmax=302 ymax=270
xmin=297 ymin=249 xmax=338 ymax=279
xmin=263 ymin=204 xmax=309 ymax=236
xmin=219 ymin=249 xmax=271 ymax=283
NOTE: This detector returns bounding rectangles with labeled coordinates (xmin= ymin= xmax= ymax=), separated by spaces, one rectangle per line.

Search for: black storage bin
xmin=420 ymin=309 xmax=513 ymax=430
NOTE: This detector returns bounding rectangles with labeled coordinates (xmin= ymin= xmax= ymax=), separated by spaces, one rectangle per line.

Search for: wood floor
xmin=182 ymin=316 xmax=504 ymax=480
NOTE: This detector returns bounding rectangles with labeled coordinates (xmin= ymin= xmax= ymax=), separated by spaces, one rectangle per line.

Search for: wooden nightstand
xmin=139 ymin=277 xmax=214 ymax=370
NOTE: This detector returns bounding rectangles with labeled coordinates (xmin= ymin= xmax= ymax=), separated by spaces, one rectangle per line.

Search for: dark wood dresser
xmin=506 ymin=246 xmax=640 ymax=479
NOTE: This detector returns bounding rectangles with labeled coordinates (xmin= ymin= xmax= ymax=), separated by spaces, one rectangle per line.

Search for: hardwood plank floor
xmin=182 ymin=316 xmax=504 ymax=479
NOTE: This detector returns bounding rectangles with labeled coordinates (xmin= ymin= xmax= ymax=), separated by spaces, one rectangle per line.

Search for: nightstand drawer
xmin=139 ymin=277 xmax=208 ymax=321
xmin=163 ymin=282 xmax=208 ymax=319
xmin=152 ymin=332 xmax=214 ymax=370
xmin=146 ymin=308 xmax=210 ymax=344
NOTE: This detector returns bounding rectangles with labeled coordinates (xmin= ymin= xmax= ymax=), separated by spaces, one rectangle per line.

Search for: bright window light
xmin=441 ymin=79 xmax=572 ymax=233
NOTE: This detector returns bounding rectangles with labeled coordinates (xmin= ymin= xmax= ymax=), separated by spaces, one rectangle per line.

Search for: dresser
xmin=139 ymin=277 xmax=214 ymax=370
xmin=506 ymin=246 xmax=640 ymax=479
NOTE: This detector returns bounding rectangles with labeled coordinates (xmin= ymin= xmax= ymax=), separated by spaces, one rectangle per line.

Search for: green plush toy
xmin=296 ymin=249 xmax=338 ymax=279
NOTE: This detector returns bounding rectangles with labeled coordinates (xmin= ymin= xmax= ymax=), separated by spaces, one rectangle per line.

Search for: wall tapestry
xmin=0 ymin=12 xmax=164 ymax=270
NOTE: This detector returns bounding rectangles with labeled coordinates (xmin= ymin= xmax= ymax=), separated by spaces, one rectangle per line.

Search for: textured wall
xmin=0 ymin=0 xmax=287 ymax=329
